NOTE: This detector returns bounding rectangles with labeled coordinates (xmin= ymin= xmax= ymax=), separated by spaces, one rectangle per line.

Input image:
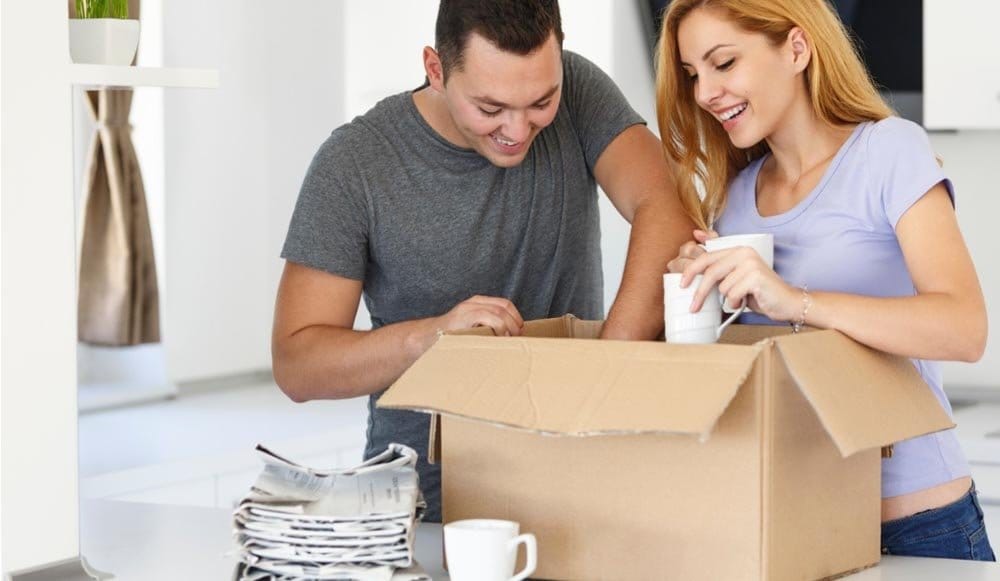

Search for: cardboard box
xmin=378 ymin=316 xmax=954 ymax=580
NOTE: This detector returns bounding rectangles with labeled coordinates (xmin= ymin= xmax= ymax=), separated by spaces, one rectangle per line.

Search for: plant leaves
xmin=75 ymin=0 xmax=128 ymax=19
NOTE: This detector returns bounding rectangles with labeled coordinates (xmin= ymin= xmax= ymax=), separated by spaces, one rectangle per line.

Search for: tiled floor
xmin=78 ymin=382 xmax=1000 ymax=550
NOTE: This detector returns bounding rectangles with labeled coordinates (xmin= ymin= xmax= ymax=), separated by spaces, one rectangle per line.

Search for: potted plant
xmin=69 ymin=0 xmax=140 ymax=66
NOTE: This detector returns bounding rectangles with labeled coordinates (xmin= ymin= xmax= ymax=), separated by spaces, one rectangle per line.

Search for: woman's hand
xmin=681 ymin=245 xmax=802 ymax=321
xmin=666 ymin=229 xmax=717 ymax=273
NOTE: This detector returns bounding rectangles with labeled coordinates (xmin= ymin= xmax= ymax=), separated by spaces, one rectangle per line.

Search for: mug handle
xmin=716 ymin=298 xmax=746 ymax=338
xmin=508 ymin=533 xmax=537 ymax=581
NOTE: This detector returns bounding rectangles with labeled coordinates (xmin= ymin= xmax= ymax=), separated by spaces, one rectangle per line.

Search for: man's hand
xmin=433 ymin=295 xmax=525 ymax=337
xmin=273 ymin=263 xmax=527 ymax=401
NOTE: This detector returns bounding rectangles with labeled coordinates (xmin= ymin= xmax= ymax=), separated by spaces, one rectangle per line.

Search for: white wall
xmin=161 ymin=0 xmax=345 ymax=383
xmin=343 ymin=1 xmax=437 ymax=119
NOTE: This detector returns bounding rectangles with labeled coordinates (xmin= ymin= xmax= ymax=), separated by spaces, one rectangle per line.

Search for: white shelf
xmin=68 ymin=63 xmax=218 ymax=89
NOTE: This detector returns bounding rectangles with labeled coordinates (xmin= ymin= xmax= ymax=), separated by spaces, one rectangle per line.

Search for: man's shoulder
xmin=558 ymin=49 xmax=626 ymax=108
xmin=335 ymin=91 xmax=413 ymax=139
xmin=561 ymin=49 xmax=603 ymax=80
xmin=356 ymin=90 xmax=415 ymax=128
xmin=316 ymin=92 xmax=413 ymax=160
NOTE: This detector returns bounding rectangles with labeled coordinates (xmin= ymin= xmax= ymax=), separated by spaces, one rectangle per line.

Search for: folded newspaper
xmin=232 ymin=443 xmax=428 ymax=581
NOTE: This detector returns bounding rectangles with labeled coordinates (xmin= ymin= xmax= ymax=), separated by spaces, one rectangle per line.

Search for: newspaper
xmin=232 ymin=561 xmax=431 ymax=581
xmin=232 ymin=444 xmax=428 ymax=581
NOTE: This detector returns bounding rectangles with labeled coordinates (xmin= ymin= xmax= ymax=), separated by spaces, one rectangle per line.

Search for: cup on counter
xmin=444 ymin=519 xmax=537 ymax=581
xmin=664 ymin=273 xmax=745 ymax=344
xmin=702 ymin=233 xmax=773 ymax=313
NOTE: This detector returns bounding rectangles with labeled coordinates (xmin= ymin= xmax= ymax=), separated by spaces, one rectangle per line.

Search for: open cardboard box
xmin=378 ymin=316 xmax=954 ymax=580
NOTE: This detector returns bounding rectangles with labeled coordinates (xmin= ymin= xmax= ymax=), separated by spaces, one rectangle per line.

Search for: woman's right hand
xmin=667 ymin=229 xmax=718 ymax=273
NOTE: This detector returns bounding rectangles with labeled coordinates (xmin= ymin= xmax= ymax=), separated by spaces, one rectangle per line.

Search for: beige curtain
xmin=77 ymin=0 xmax=160 ymax=346
xmin=77 ymin=89 xmax=160 ymax=346
xmin=76 ymin=0 xmax=158 ymax=346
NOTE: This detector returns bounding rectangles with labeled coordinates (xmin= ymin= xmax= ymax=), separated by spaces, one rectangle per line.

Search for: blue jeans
xmin=881 ymin=484 xmax=996 ymax=561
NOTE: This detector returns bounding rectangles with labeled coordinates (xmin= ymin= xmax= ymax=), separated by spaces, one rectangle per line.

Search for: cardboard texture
xmin=379 ymin=316 xmax=955 ymax=580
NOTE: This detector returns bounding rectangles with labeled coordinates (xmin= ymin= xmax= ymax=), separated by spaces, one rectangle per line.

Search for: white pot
xmin=69 ymin=18 xmax=140 ymax=66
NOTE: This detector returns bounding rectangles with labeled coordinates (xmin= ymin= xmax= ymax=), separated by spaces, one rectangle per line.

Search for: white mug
xmin=702 ymin=233 xmax=774 ymax=313
xmin=444 ymin=519 xmax=537 ymax=581
xmin=664 ymin=273 xmax=745 ymax=344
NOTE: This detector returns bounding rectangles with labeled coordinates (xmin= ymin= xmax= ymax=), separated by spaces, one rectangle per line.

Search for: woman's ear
xmin=787 ymin=27 xmax=812 ymax=73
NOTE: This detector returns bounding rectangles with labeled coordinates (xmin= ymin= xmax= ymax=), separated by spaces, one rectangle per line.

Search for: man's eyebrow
xmin=474 ymin=84 xmax=560 ymax=108
xmin=679 ymin=43 xmax=735 ymax=67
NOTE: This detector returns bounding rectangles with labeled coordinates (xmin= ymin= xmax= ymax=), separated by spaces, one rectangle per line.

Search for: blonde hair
xmin=655 ymin=0 xmax=894 ymax=229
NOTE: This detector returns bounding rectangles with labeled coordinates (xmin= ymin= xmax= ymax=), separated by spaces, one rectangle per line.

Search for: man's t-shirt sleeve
xmin=561 ymin=50 xmax=646 ymax=171
xmin=281 ymin=128 xmax=370 ymax=281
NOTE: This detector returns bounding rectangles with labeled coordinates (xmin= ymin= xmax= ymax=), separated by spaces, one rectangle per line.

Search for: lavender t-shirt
xmin=715 ymin=117 xmax=971 ymax=498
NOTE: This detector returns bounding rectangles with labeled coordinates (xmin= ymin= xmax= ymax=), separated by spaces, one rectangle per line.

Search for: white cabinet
xmin=924 ymin=0 xmax=1000 ymax=129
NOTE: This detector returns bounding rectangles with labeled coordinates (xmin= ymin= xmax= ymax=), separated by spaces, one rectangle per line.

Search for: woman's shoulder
xmin=860 ymin=116 xmax=950 ymax=221
xmin=863 ymin=116 xmax=931 ymax=151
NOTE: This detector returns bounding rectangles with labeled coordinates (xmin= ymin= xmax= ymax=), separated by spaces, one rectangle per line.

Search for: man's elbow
xmin=272 ymin=357 xmax=361 ymax=402
xmin=271 ymin=334 xmax=322 ymax=402
xmin=273 ymin=363 xmax=312 ymax=403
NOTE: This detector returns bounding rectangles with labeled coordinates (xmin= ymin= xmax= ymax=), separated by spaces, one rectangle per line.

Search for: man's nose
xmin=502 ymin=111 xmax=531 ymax=142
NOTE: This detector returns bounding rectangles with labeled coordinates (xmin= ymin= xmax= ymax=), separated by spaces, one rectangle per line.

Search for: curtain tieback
xmin=95 ymin=121 xmax=134 ymax=131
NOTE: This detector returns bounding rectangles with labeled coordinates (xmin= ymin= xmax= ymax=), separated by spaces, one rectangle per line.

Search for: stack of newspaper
xmin=232 ymin=443 xmax=428 ymax=581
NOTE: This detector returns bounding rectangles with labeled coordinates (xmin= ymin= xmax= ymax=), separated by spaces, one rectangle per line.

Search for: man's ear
xmin=424 ymin=46 xmax=446 ymax=92
xmin=787 ymin=27 xmax=811 ymax=74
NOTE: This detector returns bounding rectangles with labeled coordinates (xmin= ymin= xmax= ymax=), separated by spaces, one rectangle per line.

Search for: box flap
xmin=378 ymin=334 xmax=761 ymax=438
xmin=516 ymin=315 xmax=574 ymax=338
xmin=449 ymin=315 xmax=597 ymax=339
xmin=427 ymin=413 xmax=442 ymax=465
xmin=722 ymin=323 xmax=794 ymax=345
xmin=569 ymin=318 xmax=604 ymax=339
xmin=773 ymin=330 xmax=954 ymax=457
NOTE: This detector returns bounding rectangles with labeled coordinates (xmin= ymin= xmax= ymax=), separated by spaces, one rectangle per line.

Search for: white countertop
xmin=81 ymin=499 xmax=1000 ymax=580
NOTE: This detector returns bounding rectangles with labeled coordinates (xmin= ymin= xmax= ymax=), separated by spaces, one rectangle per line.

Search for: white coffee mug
xmin=703 ymin=233 xmax=774 ymax=265
xmin=664 ymin=273 xmax=745 ymax=344
xmin=702 ymin=233 xmax=774 ymax=313
xmin=444 ymin=519 xmax=537 ymax=581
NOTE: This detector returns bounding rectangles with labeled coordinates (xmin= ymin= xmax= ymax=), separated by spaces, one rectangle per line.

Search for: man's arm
xmin=593 ymin=124 xmax=695 ymax=340
xmin=272 ymin=262 xmax=524 ymax=402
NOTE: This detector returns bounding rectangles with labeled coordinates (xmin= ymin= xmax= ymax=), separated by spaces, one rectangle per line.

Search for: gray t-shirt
xmin=281 ymin=50 xmax=643 ymax=521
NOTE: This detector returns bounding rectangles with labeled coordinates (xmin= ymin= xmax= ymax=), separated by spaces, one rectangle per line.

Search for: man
xmin=272 ymin=0 xmax=692 ymax=521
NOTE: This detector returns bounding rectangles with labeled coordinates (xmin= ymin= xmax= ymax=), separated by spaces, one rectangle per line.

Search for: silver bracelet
xmin=791 ymin=286 xmax=812 ymax=333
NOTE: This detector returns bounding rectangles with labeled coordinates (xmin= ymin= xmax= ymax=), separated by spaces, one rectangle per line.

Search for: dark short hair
xmin=435 ymin=0 xmax=564 ymax=80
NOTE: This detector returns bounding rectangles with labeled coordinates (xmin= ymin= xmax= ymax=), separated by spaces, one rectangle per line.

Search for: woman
xmin=657 ymin=0 xmax=994 ymax=560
